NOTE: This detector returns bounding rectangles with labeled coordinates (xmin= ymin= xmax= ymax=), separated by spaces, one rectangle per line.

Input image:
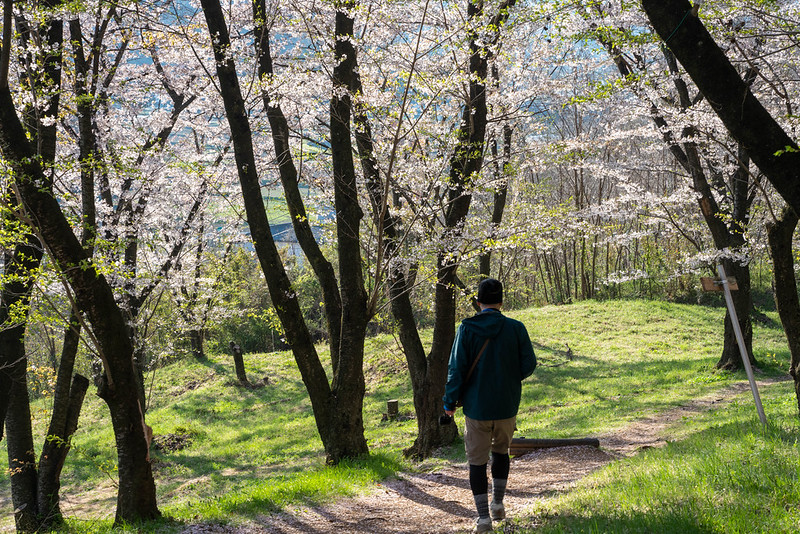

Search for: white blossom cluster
xmin=4 ymin=0 xmax=800 ymax=354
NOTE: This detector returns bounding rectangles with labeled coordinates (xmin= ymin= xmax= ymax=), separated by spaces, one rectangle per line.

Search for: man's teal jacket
xmin=442 ymin=309 xmax=536 ymax=420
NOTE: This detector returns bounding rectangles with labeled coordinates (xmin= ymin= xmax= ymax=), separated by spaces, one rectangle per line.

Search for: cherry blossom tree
xmin=0 ymin=2 xmax=161 ymax=524
xmin=584 ymin=2 xmax=759 ymax=369
xmin=516 ymin=1 xmax=796 ymax=371
xmin=641 ymin=0 xmax=800 ymax=405
xmin=643 ymin=0 xmax=800 ymax=214
xmin=184 ymin=0 xmax=548 ymax=459
xmin=194 ymin=0 xmax=377 ymax=462
xmin=2 ymin=0 xmax=222 ymax=526
xmin=0 ymin=1 xmax=92 ymax=529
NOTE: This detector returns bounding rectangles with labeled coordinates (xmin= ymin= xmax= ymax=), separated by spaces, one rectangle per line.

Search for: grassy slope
xmin=0 ymin=299 xmax=795 ymax=532
xmin=514 ymin=299 xmax=787 ymax=439
xmin=527 ymin=381 xmax=800 ymax=534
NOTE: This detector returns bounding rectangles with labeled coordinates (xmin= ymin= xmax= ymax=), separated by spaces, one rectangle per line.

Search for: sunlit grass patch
xmin=513 ymin=299 xmax=787 ymax=439
xmin=165 ymin=453 xmax=403 ymax=522
xmin=525 ymin=381 xmax=800 ymax=533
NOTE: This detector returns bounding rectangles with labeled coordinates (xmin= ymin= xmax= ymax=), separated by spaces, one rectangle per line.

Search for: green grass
xmin=524 ymin=380 xmax=800 ymax=534
xmin=0 ymin=298 xmax=795 ymax=532
xmin=167 ymin=453 xmax=400 ymax=521
xmin=513 ymin=299 xmax=788 ymax=439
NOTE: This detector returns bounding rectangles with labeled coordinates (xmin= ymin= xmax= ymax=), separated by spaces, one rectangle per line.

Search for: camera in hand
xmin=439 ymin=413 xmax=452 ymax=425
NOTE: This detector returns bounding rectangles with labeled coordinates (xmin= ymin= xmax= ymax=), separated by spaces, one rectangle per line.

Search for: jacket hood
xmin=461 ymin=309 xmax=505 ymax=339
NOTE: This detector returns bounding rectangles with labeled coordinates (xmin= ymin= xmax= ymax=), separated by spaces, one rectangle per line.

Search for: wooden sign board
xmin=700 ymin=276 xmax=738 ymax=292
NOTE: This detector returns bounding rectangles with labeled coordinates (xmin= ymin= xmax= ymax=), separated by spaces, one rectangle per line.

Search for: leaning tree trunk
xmin=262 ymin=0 xmax=369 ymax=461
xmin=36 ymin=299 xmax=91 ymax=528
xmin=3 ymin=5 xmax=67 ymax=528
xmin=0 ymin=86 xmax=161 ymax=525
xmin=766 ymin=206 xmax=800 ymax=413
xmin=33 ymin=16 xmax=102 ymax=524
xmin=253 ymin=0 xmax=343 ymax=367
xmin=641 ymin=0 xmax=800 ymax=215
xmin=201 ymin=0 xmax=369 ymax=463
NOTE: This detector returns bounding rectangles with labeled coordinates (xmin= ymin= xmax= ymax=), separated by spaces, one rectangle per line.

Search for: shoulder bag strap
xmin=464 ymin=337 xmax=490 ymax=385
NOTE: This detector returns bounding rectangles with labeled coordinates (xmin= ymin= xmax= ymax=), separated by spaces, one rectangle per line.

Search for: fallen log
xmin=509 ymin=437 xmax=600 ymax=455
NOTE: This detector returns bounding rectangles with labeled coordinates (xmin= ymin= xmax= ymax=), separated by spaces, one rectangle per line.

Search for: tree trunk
xmin=327 ymin=0 xmax=370 ymax=459
xmin=641 ymin=0 xmax=800 ymax=215
xmin=0 ymin=246 xmax=44 ymax=534
xmin=201 ymin=0 xmax=368 ymax=463
xmin=2 ymin=6 xmax=63 ymax=529
xmin=342 ymin=8 xmax=460 ymax=455
xmin=403 ymin=259 xmax=464 ymax=459
xmin=4 ymin=330 xmax=38 ymax=532
xmin=404 ymin=0 xmax=516 ymax=459
xmin=24 ymin=14 xmax=110 ymax=524
xmin=389 ymin=272 xmax=458 ymax=460
xmin=595 ymin=27 xmax=756 ymax=369
xmin=35 ymin=310 xmax=83 ymax=528
xmin=37 ymin=374 xmax=89 ymax=528
xmin=0 ymin=86 xmax=161 ymax=525
xmin=253 ymin=0 xmax=342 ymax=366
xmin=99 ymin=383 xmax=157 ymax=524
xmin=717 ymin=259 xmax=754 ymax=369
xmin=479 ymin=124 xmax=511 ymax=278
xmin=408 ymin=371 xmax=459 ymax=458
xmin=189 ymin=329 xmax=206 ymax=360
xmin=766 ymin=207 xmax=800 ymax=414
xmin=535 ymin=251 xmax=549 ymax=303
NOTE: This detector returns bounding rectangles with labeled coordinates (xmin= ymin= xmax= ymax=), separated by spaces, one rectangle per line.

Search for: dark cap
xmin=477 ymin=278 xmax=503 ymax=305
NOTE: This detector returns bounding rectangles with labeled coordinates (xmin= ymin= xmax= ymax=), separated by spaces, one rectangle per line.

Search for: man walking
xmin=443 ymin=278 xmax=537 ymax=533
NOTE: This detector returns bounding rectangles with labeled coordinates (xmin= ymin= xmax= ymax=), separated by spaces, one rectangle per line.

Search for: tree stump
xmin=387 ymin=399 xmax=399 ymax=421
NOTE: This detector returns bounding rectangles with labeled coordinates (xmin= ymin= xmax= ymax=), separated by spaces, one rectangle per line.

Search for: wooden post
xmin=387 ymin=399 xmax=399 ymax=421
xmin=229 ymin=341 xmax=250 ymax=387
xmin=716 ymin=264 xmax=767 ymax=426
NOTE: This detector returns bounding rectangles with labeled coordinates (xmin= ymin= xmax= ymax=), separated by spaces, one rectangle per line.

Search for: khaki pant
xmin=464 ymin=416 xmax=516 ymax=465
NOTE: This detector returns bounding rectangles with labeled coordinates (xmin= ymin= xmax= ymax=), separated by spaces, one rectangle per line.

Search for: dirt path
xmin=179 ymin=378 xmax=787 ymax=534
